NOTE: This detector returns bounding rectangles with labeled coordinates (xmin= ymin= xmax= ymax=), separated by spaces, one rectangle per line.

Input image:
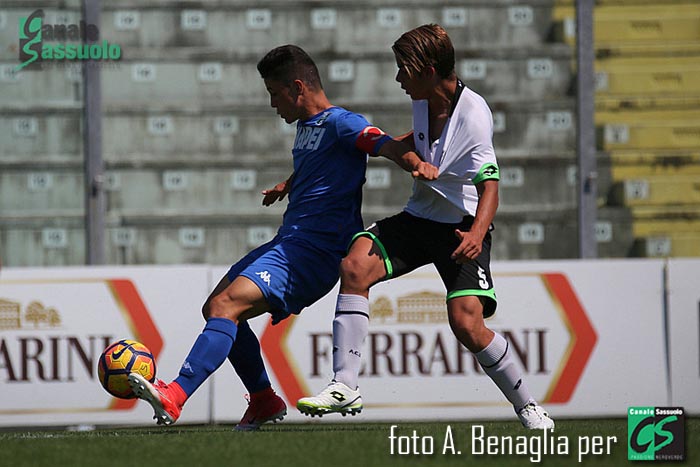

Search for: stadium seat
xmin=607 ymin=150 xmax=700 ymax=181
xmin=0 ymin=109 xmax=82 ymax=157
xmin=0 ymin=169 xmax=83 ymax=216
xmin=491 ymin=206 xmax=634 ymax=260
xmin=632 ymin=233 xmax=700 ymax=258
xmin=629 ymin=205 xmax=700 ymax=257
xmin=595 ymin=108 xmax=700 ymax=151
xmin=492 ymin=101 xmax=576 ymax=154
xmin=595 ymin=56 xmax=700 ymax=98
xmin=453 ymin=49 xmax=572 ymax=102
xmin=102 ymin=167 xmax=290 ymax=216
xmin=631 ymin=206 xmax=700 ymax=235
xmin=552 ymin=2 xmax=700 ymax=47
xmin=0 ymin=219 xmax=280 ymax=267
xmin=100 ymin=49 xmax=571 ymax=108
xmin=103 ymin=214 xmax=285 ymax=265
xmin=497 ymin=157 xmax=578 ymax=209
xmin=0 ymin=220 xmax=85 ymax=267
xmin=0 ymin=63 xmax=81 ymax=106
xmin=361 ymin=162 xmax=414 ymax=215
xmin=609 ymin=176 xmax=700 ymax=207
xmin=102 ymin=110 xmax=296 ymax=163
xmin=102 ymin=98 xmax=577 ymax=165
xmin=356 ymin=100 xmax=576 ymax=156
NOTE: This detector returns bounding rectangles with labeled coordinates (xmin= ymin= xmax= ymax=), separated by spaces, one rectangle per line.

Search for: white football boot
xmin=517 ymin=402 xmax=555 ymax=430
xmin=297 ymin=381 xmax=363 ymax=417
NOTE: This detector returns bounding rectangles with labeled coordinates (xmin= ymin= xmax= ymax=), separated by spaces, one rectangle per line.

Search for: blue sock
xmin=228 ymin=320 xmax=271 ymax=393
xmin=174 ymin=317 xmax=237 ymax=397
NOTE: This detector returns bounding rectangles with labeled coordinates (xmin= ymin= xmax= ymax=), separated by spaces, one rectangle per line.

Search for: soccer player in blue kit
xmin=128 ymin=45 xmax=438 ymax=429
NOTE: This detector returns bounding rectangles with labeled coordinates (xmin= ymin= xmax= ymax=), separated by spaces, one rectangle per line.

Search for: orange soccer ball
xmin=97 ymin=339 xmax=156 ymax=399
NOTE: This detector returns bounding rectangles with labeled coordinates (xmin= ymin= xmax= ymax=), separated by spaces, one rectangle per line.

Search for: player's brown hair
xmin=257 ymin=44 xmax=323 ymax=89
xmin=392 ymin=24 xmax=455 ymax=79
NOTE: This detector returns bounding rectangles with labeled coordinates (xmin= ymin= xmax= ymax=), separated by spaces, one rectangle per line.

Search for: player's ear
xmin=291 ymin=79 xmax=304 ymax=97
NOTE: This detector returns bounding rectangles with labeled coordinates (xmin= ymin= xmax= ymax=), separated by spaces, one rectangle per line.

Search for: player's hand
xmin=261 ymin=180 xmax=290 ymax=206
xmin=451 ymin=229 xmax=482 ymax=263
xmin=412 ymin=161 xmax=439 ymax=180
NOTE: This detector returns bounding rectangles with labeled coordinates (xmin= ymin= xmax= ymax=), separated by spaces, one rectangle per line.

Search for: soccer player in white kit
xmin=298 ymin=24 xmax=554 ymax=430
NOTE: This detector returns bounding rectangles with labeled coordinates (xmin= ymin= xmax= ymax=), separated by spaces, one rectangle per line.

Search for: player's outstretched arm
xmin=375 ymin=139 xmax=438 ymax=181
xmin=261 ymin=172 xmax=294 ymax=206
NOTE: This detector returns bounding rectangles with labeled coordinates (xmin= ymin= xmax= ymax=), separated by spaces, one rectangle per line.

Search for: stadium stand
xmin=2 ymin=0 xmax=631 ymax=265
xmin=554 ymin=0 xmax=700 ymax=257
xmin=1 ymin=2 xmax=85 ymax=266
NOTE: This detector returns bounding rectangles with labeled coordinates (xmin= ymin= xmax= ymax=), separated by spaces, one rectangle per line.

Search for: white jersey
xmin=405 ymin=81 xmax=500 ymax=223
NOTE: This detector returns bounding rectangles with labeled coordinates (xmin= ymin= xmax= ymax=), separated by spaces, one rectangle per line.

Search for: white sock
xmin=476 ymin=332 xmax=534 ymax=411
xmin=332 ymin=294 xmax=369 ymax=390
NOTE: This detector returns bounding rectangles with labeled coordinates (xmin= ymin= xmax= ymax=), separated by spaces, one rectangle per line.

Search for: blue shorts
xmin=227 ymin=234 xmax=343 ymax=324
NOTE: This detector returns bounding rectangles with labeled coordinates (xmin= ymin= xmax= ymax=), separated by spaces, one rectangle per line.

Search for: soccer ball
xmin=97 ymin=339 xmax=156 ymax=399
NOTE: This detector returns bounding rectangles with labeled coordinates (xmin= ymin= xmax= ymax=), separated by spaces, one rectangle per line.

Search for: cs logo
xmin=628 ymin=407 xmax=685 ymax=461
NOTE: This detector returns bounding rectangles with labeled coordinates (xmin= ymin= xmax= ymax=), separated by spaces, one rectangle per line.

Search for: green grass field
xmin=1 ymin=418 xmax=696 ymax=467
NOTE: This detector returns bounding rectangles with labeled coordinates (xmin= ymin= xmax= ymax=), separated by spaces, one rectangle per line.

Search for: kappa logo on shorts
xmin=255 ymin=270 xmax=271 ymax=286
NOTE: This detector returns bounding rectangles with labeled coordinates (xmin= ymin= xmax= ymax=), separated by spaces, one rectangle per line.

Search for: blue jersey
xmin=279 ymin=106 xmax=389 ymax=251
xmin=228 ymin=106 xmax=391 ymax=318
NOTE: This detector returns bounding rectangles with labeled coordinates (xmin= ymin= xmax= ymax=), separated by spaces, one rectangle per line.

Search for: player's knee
xmin=449 ymin=312 xmax=477 ymax=334
xmin=449 ymin=308 xmax=494 ymax=352
xmin=339 ymin=256 xmax=372 ymax=289
xmin=201 ymin=301 xmax=211 ymax=320
xmin=207 ymin=292 xmax=238 ymax=320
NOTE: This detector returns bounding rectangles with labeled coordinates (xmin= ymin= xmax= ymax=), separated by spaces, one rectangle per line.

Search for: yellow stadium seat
xmin=631 ymin=206 xmax=700 ymax=235
xmin=596 ymin=109 xmax=700 ymax=150
xmin=553 ymin=2 xmax=700 ymax=46
xmin=596 ymin=56 xmax=700 ymax=96
xmin=608 ymin=151 xmax=700 ymax=179
xmin=610 ymin=176 xmax=700 ymax=206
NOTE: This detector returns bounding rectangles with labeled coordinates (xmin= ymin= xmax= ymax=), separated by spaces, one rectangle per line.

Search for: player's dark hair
xmin=257 ymin=45 xmax=323 ymax=90
xmin=392 ymin=24 xmax=455 ymax=79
